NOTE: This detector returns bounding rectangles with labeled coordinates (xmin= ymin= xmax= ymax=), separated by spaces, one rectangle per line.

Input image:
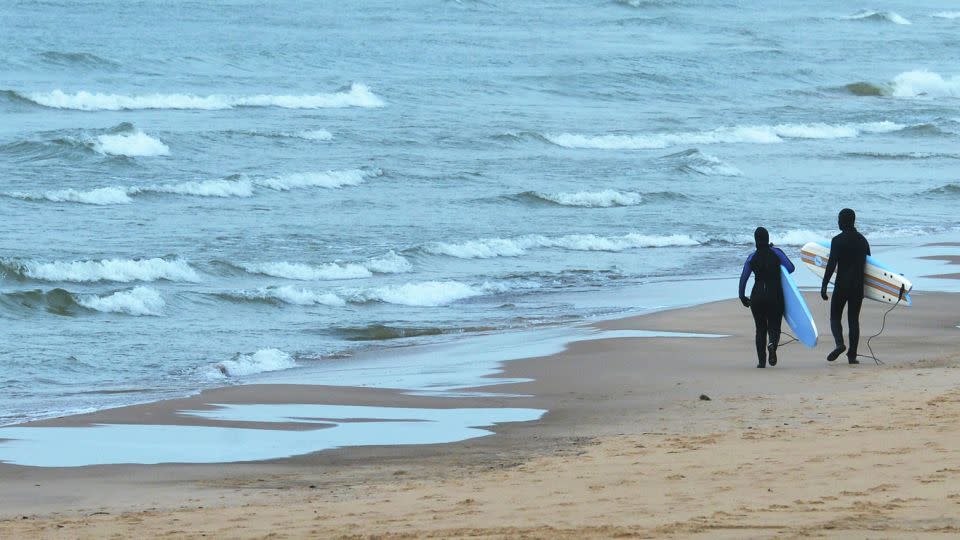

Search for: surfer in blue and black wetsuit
xmin=820 ymin=208 xmax=870 ymax=365
xmin=739 ymin=227 xmax=796 ymax=368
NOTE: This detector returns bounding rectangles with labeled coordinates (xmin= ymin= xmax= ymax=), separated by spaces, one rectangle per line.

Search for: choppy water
xmin=2 ymin=0 xmax=959 ymax=424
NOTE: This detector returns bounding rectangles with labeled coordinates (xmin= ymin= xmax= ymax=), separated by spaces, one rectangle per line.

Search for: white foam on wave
xmin=544 ymin=233 xmax=701 ymax=251
xmin=242 ymin=252 xmax=413 ymax=281
xmin=426 ymin=238 xmax=528 ymax=259
xmin=93 ymin=130 xmax=169 ymax=157
xmin=7 ymin=187 xmax=133 ymax=205
xmin=243 ymin=261 xmax=372 ymax=280
xmin=6 ymin=169 xmax=365 ymax=206
xmin=843 ymin=10 xmax=911 ymax=25
xmin=535 ymin=189 xmax=643 ymax=207
xmin=773 ymin=229 xmax=830 ymax=246
xmin=144 ymin=178 xmax=255 ymax=198
xmin=77 ymin=286 xmax=165 ymax=316
xmin=234 ymin=286 xmax=346 ymax=307
xmin=890 ymin=70 xmax=960 ymax=98
xmin=364 ymin=252 xmax=414 ymax=273
xmin=721 ymin=229 xmax=830 ymax=246
xmin=292 ymin=129 xmax=333 ymax=141
xmin=24 ymin=83 xmax=384 ymax=111
xmin=255 ymin=169 xmax=372 ymax=191
xmin=426 ymin=233 xmax=700 ymax=259
xmin=214 ymin=349 xmax=297 ymax=378
xmin=932 ymin=12 xmax=960 ymax=19
xmin=356 ymin=281 xmax=485 ymax=307
xmin=677 ymin=151 xmax=743 ymax=176
xmin=546 ymin=121 xmax=903 ymax=150
xmin=6 ymin=180 xmax=253 ymax=206
xmin=21 ymin=258 xmax=200 ymax=283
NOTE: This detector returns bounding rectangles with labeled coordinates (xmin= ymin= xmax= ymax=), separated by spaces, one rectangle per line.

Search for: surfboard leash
xmin=858 ymin=284 xmax=906 ymax=366
xmin=778 ymin=331 xmax=799 ymax=348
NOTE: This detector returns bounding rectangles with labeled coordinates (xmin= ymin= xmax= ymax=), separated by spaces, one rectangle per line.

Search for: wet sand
xmin=1 ymin=291 xmax=959 ymax=538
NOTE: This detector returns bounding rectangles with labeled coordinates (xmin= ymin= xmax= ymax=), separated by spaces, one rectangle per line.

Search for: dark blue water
xmin=2 ymin=0 xmax=959 ymax=424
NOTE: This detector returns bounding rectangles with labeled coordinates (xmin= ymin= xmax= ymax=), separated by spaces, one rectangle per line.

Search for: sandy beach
xmin=1 ymin=287 xmax=958 ymax=539
xmin=5 ymin=0 xmax=960 ymax=537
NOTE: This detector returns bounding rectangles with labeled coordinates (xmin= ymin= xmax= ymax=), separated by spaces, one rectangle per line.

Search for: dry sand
xmin=1 ymin=291 xmax=959 ymax=539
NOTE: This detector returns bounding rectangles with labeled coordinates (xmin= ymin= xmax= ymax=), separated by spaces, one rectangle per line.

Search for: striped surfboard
xmin=800 ymin=241 xmax=913 ymax=306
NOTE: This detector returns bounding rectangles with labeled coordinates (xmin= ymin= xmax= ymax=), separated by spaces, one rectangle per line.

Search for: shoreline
xmin=1 ymin=287 xmax=958 ymax=535
xmin=2 ymin=238 xmax=957 ymax=430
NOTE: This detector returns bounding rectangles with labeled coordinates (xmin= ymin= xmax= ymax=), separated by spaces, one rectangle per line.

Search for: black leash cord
xmin=857 ymin=284 xmax=906 ymax=366
xmin=778 ymin=331 xmax=798 ymax=348
xmin=776 ymin=284 xmax=905 ymax=364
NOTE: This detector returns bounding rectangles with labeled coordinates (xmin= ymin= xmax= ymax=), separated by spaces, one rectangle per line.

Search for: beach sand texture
xmin=1 ymin=291 xmax=958 ymax=538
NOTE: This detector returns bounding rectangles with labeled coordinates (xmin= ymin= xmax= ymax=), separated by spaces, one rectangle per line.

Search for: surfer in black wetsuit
xmin=820 ymin=208 xmax=871 ymax=364
xmin=739 ymin=227 xmax=796 ymax=368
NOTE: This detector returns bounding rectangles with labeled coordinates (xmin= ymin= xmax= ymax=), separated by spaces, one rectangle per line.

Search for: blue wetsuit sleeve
xmin=739 ymin=252 xmax=754 ymax=299
xmin=774 ymin=247 xmax=795 ymax=273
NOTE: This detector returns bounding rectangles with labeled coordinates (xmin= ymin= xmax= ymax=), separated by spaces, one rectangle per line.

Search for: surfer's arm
xmin=821 ymin=241 xmax=838 ymax=299
xmin=738 ymin=253 xmax=753 ymax=300
xmin=773 ymin=247 xmax=795 ymax=273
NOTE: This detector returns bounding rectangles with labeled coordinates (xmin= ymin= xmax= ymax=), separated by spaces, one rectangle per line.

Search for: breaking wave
xmin=843 ymin=82 xmax=886 ymax=96
xmin=544 ymin=121 xmax=904 ymax=149
xmin=5 ymin=169 xmax=372 ymax=205
xmin=93 ymin=129 xmax=169 ymax=157
xmin=220 ymin=286 xmax=346 ymax=307
xmin=76 ymin=286 xmax=165 ymax=316
xmin=842 ymin=10 xmax=911 ymax=25
xmin=11 ymin=83 xmax=384 ymax=111
xmin=846 ymin=71 xmax=960 ymax=99
xmin=0 ymin=123 xmax=169 ymax=160
xmin=213 ymin=349 xmax=297 ymax=378
xmin=222 ymin=280 xmax=522 ymax=309
xmin=2 ymin=258 xmax=200 ymax=283
xmin=662 ymin=148 xmax=742 ymax=176
xmin=522 ymin=189 xmax=644 ymax=207
xmin=292 ymin=129 xmax=333 ymax=141
xmin=355 ymin=281 xmax=488 ymax=307
xmin=143 ymin=178 xmax=255 ymax=198
xmin=889 ymin=71 xmax=960 ymax=98
xmin=243 ymin=261 xmax=371 ymax=281
xmin=711 ymin=229 xmax=830 ymax=247
xmin=7 ymin=187 xmax=134 ymax=205
xmin=239 ymin=252 xmax=411 ymax=280
xmin=255 ymin=169 xmax=376 ymax=191
xmin=424 ymin=233 xmax=700 ymax=259
xmin=932 ymin=12 xmax=960 ymax=19
xmin=0 ymin=288 xmax=85 ymax=316
xmin=921 ymin=183 xmax=960 ymax=197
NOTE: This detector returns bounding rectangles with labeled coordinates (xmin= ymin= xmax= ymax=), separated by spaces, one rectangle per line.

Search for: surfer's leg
xmin=847 ymin=294 xmax=864 ymax=361
xmin=767 ymin=309 xmax=781 ymax=366
xmin=750 ymin=300 xmax=767 ymax=367
xmin=827 ymin=292 xmax=847 ymax=361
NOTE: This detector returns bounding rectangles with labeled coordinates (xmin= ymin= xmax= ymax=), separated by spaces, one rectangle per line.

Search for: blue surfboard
xmin=781 ymin=266 xmax=818 ymax=347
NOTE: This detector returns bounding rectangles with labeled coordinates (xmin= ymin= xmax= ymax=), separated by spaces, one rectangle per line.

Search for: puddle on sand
xmin=0 ymin=404 xmax=545 ymax=467
xmin=0 ymin=330 xmax=721 ymax=467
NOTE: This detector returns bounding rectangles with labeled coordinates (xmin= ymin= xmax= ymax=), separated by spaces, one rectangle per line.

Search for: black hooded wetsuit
xmin=822 ymin=223 xmax=870 ymax=361
xmin=739 ymin=241 xmax=795 ymax=367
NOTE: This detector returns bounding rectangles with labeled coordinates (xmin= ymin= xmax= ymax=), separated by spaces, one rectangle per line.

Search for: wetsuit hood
xmin=754 ymin=227 xmax=770 ymax=249
xmin=838 ymin=208 xmax=856 ymax=231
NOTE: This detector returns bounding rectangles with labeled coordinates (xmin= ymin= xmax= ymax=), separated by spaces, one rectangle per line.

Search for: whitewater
xmin=1 ymin=0 xmax=959 ymax=425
